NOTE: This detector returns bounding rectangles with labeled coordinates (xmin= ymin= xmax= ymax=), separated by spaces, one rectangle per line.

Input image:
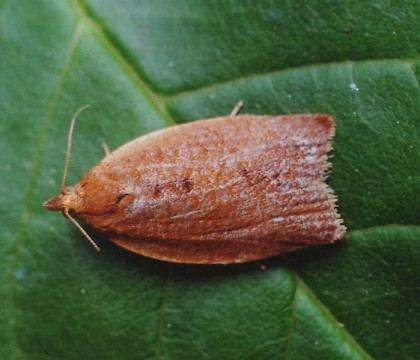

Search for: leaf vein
xmin=7 ymin=21 xmax=84 ymax=360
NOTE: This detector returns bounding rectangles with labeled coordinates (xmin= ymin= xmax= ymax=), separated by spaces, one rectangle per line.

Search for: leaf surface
xmin=0 ymin=1 xmax=419 ymax=359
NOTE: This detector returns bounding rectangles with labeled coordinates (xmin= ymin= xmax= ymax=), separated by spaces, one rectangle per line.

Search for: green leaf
xmin=1 ymin=1 xmax=418 ymax=359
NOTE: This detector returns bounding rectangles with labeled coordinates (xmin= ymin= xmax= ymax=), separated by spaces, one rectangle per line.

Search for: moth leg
xmin=230 ymin=101 xmax=243 ymax=116
xmin=101 ymin=142 xmax=111 ymax=157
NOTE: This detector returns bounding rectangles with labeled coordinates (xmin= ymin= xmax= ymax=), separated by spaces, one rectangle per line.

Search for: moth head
xmin=43 ymin=186 xmax=79 ymax=212
xmin=43 ymin=105 xmax=100 ymax=252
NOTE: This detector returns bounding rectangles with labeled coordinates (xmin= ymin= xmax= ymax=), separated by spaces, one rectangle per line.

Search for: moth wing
xmin=78 ymin=114 xmax=345 ymax=263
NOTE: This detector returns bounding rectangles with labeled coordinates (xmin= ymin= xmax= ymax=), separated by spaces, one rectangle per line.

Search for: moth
xmin=44 ymin=104 xmax=345 ymax=264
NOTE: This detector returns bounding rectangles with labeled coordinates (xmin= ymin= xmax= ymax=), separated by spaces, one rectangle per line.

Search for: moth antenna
xmin=230 ymin=101 xmax=243 ymax=116
xmin=63 ymin=208 xmax=101 ymax=252
xmin=61 ymin=105 xmax=90 ymax=194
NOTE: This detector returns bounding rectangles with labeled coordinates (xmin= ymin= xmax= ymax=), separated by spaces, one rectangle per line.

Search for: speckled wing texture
xmin=75 ymin=114 xmax=345 ymax=264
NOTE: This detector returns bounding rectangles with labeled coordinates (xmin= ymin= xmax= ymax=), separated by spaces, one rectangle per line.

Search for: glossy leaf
xmin=0 ymin=1 xmax=419 ymax=359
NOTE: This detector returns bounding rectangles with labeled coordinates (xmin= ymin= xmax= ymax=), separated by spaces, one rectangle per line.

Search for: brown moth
xmin=44 ymin=105 xmax=345 ymax=264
